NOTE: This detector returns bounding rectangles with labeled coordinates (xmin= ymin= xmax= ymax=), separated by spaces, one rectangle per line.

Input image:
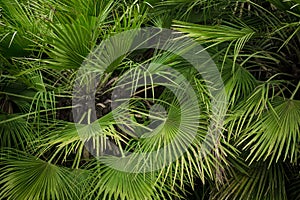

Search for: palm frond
xmin=0 ymin=115 xmax=34 ymax=149
xmin=0 ymin=149 xmax=82 ymax=200
xmin=239 ymin=98 xmax=300 ymax=164
xmin=172 ymin=20 xmax=255 ymax=45
xmin=212 ymin=162 xmax=287 ymax=200
xmin=226 ymin=80 xmax=287 ymax=139
xmin=86 ymin=162 xmax=167 ymax=200
xmin=45 ymin=15 xmax=99 ymax=69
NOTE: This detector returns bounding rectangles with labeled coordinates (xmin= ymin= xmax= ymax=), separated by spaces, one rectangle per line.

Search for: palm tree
xmin=0 ymin=0 xmax=299 ymax=199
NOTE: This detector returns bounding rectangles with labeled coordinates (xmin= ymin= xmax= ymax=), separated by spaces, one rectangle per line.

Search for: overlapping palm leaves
xmin=166 ymin=0 xmax=300 ymax=198
xmin=1 ymin=0 xmax=300 ymax=199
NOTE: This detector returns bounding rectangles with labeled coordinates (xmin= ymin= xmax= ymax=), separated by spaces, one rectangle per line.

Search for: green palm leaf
xmin=0 ymin=149 xmax=82 ymax=200
xmin=212 ymin=162 xmax=287 ymax=200
xmin=86 ymin=162 xmax=166 ymax=200
xmin=239 ymin=98 xmax=300 ymax=164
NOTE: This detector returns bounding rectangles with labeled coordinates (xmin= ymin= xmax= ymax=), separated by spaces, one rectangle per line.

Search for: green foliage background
xmin=0 ymin=0 xmax=300 ymax=199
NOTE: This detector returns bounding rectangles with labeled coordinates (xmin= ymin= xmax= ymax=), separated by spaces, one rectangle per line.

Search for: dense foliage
xmin=0 ymin=0 xmax=300 ymax=199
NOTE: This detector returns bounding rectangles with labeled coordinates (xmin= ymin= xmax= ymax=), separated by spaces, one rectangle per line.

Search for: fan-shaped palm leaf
xmin=212 ymin=161 xmax=287 ymax=200
xmin=0 ymin=149 xmax=82 ymax=200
